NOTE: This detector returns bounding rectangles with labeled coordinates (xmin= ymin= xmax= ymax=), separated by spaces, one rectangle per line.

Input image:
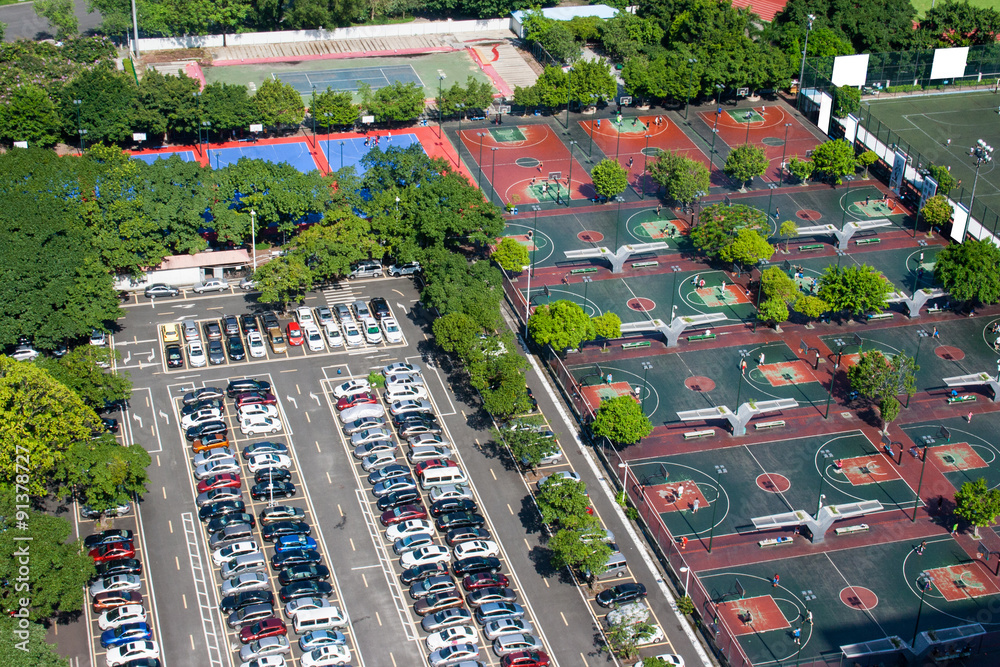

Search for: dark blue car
xmin=100 ymin=622 xmax=152 ymax=648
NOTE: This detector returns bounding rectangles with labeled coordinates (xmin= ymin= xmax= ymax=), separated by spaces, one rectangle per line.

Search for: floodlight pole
xmin=912 ymin=574 xmax=932 ymax=644
xmin=564 ymin=67 xmax=572 ymax=132
xmin=668 ymin=266 xmax=681 ymax=316
xmin=707 ymin=465 xmax=727 ymax=553
xmin=735 ymin=350 xmax=749 ymax=409
xmin=525 ymin=205 xmax=541 ymax=339
xmin=477 ymin=133 xmax=485 ymax=190
xmin=912 ymin=444 xmax=930 ymax=522
xmin=641 ymin=135 xmax=650 ymax=199
xmin=797 ymin=14 xmax=816 ymax=111
xmin=840 ymin=175 xmax=855 ymax=228
xmin=613 ymin=195 xmax=624 ymax=251
xmin=581 ymin=276 xmax=593 ymax=312
xmin=249 ymin=209 xmax=257 ymax=270
xmin=567 ymin=141 xmax=577 ymax=206
xmin=969 ymin=139 xmax=994 ymax=215
xmin=490 ymin=147 xmax=499 ymax=205
xmin=437 ymin=73 xmax=446 ymax=139
xmin=339 ymin=141 xmax=344 ymax=171
xmin=684 ymin=58 xmax=697 ymax=121
xmin=73 ymin=99 xmax=84 ymax=155
xmin=310 ymin=86 xmax=317 ymax=150
xmin=780 ymin=123 xmax=791 ymax=183
xmin=708 ymin=102 xmax=722 ymax=171
xmin=640 ymin=361 xmax=653 ymax=412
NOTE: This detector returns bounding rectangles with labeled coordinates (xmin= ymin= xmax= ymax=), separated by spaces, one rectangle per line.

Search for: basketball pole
xmin=911 ymin=573 xmax=932 ymax=645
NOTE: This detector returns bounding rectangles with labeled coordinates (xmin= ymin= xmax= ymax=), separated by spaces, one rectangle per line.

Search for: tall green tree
xmin=927 ymin=165 xmax=956 ymax=195
xmin=921 ymin=195 xmax=953 ymax=229
xmin=773 ymin=0 xmax=916 ymax=53
xmin=955 ymin=477 xmax=1000 ymax=538
xmin=34 ymin=0 xmax=78 ymax=40
xmin=253 ymin=254 xmax=314 ymax=305
xmin=536 ymin=477 xmax=592 ymax=528
xmin=58 ymin=439 xmax=151 ymax=512
xmin=592 ymin=312 xmax=622 ymax=342
xmin=514 ymin=66 xmax=569 ymax=110
xmin=528 ymin=300 xmax=597 ymax=352
xmin=934 ymin=238 xmax=1000 ymax=305
xmin=200 ymin=82 xmax=256 ymax=134
xmin=36 ymin=347 xmax=131 ymax=411
xmin=591 ymin=159 xmax=629 ymax=200
xmin=719 ymin=228 xmax=775 ymax=266
xmin=253 ymin=78 xmax=306 ymax=128
xmin=358 ymin=81 xmax=424 ymax=125
xmin=469 ymin=351 xmax=533 ymax=418
xmin=810 ymin=139 xmax=857 ymax=184
xmin=591 ymin=395 xmax=653 ymax=446
xmin=918 ymin=0 xmax=1000 ymax=46
xmin=0 ymin=615 xmax=67 ymax=665
xmin=648 ymin=150 xmax=710 ymax=205
xmin=492 ymin=238 xmax=530 ymax=273
xmin=724 ymin=144 xmax=768 ymax=188
xmin=548 ymin=524 xmax=613 ymax=575
xmin=600 ymin=13 xmax=664 ymax=61
xmin=58 ymin=67 xmax=138 ymax=144
xmin=569 ymin=59 xmax=618 ymax=105
xmin=690 ymin=203 xmax=767 ymax=258
xmin=432 ymin=312 xmax=483 ymax=363
xmin=817 ymin=264 xmax=892 ymax=315
xmin=311 ymin=88 xmax=358 ymax=129
xmin=0 ymin=84 xmax=61 ymax=146
xmin=135 ymin=69 xmax=201 ymax=140
xmin=295 ymin=209 xmax=379 ymax=282
xmin=847 ymin=350 xmax=918 ymax=402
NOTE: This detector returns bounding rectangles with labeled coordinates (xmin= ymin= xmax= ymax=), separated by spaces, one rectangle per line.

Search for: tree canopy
xmin=528 ymin=300 xmax=597 ymax=352
xmin=724 ymin=144 xmax=768 ymax=187
xmin=934 ymin=238 xmax=1000 ymax=305
xmin=690 ymin=203 xmax=767 ymax=258
xmin=591 ymin=395 xmax=653 ymax=445
xmin=955 ymin=477 xmax=1000 ymax=538
xmin=847 ymin=349 xmax=918 ymax=401
xmin=648 ymin=151 xmax=710 ymax=205
xmin=591 ymin=159 xmax=629 ymax=200
xmin=817 ymin=264 xmax=892 ymax=315
xmin=810 ymin=139 xmax=857 ymax=184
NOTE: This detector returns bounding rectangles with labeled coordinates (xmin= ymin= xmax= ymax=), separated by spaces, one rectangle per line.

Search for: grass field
xmin=910 ymin=0 xmax=1000 ymax=15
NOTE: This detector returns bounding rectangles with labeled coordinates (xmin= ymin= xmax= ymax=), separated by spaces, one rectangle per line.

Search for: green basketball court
xmin=489 ymin=126 xmax=527 ymax=142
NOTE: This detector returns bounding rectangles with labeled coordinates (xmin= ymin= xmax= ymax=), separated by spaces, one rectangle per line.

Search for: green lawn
xmin=911 ymin=0 xmax=1000 ymax=15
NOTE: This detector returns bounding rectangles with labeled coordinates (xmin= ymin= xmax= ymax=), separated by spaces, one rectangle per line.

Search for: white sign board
xmin=362 ymin=115 xmax=375 ymax=124
xmin=930 ymin=47 xmax=969 ymax=80
xmin=890 ymin=150 xmax=908 ymax=195
xmin=132 ymin=133 xmax=147 ymax=142
xmin=919 ymin=176 xmax=938 ymax=212
xmin=250 ymin=124 xmax=263 ymax=133
xmin=831 ymin=54 xmax=870 ymax=87
xmin=13 ymin=141 xmax=28 ymax=149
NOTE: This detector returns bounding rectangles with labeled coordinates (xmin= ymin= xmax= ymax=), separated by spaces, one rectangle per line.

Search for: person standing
xmin=772 ymin=573 xmax=780 ymax=587
xmin=804 ymin=609 xmax=813 ymax=624
xmin=793 ymin=628 xmax=801 ymax=645
xmin=758 ymin=352 xmax=766 ymax=365
xmin=692 ymin=499 xmax=700 ymax=514
xmin=917 ymin=541 xmax=926 ymax=556
xmin=968 ymin=411 xmax=973 ymax=423
xmin=952 ymin=522 xmax=960 ymax=536
xmin=680 ymin=536 xmax=688 ymax=549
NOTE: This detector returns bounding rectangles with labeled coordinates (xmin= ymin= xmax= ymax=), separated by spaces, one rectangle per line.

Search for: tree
xmin=0 ymin=615 xmax=67 ymax=666
xmin=724 ymin=144 xmax=768 ymax=188
xmin=592 ymin=312 xmax=622 ymax=343
xmin=253 ymin=254 xmax=314 ymax=305
xmin=536 ymin=477 xmax=592 ymax=528
xmin=253 ymin=78 xmax=306 ymax=128
xmin=605 ymin=614 xmax=656 ymax=659
xmin=548 ymin=525 xmax=613 ymax=575
xmin=857 ymin=150 xmax=878 ymax=179
xmin=832 ymin=85 xmax=861 ymax=118
xmin=492 ymin=238 xmax=530 ymax=273
xmin=647 ymin=151 xmax=710 ymax=206
xmin=810 ymin=139 xmax=857 ymax=184
xmin=569 ymin=59 xmax=618 ymax=105
xmin=955 ymin=478 xmax=1000 ymax=538
xmin=528 ymin=300 xmax=596 ymax=352
xmin=773 ymin=0 xmax=916 ymax=53
xmin=0 ymin=489 xmax=95 ymax=621
xmin=793 ymin=295 xmax=830 ymax=319
xmin=591 ymin=395 xmax=652 ymax=446
xmin=358 ymin=81 xmax=425 ymax=125
xmin=0 ymin=84 xmax=61 ymax=146
xmin=58 ymin=439 xmax=151 ymax=512
xmin=524 ymin=13 xmax=582 ymax=63
xmin=437 ymin=76 xmax=496 ymax=118
xmin=921 ymin=195 xmax=953 ymax=229
xmin=468 ymin=350 xmax=533 ymax=418
xmin=879 ymin=396 xmax=901 ymax=427
xmin=294 ymin=211 xmax=378 ymax=282
xmin=927 ymin=164 xmax=956 ymax=195
xmin=847 ymin=350 xmax=918 ymax=402
xmin=201 ymin=82 xmax=256 ymax=134
xmin=719 ymin=228 xmax=774 ymax=266
xmin=757 ymin=297 xmax=790 ymax=326
xmin=497 ymin=426 xmax=552 ymax=470
xmin=591 ymin=159 xmax=629 ymax=200
xmin=690 ymin=203 xmax=767 ymax=258
xmin=761 ymin=266 xmax=800 ymax=303
xmin=919 ymin=0 xmax=1000 ymax=46
xmin=432 ymin=312 xmax=484 ymax=363
xmin=817 ymin=264 xmax=892 ymax=315
xmin=311 ymin=88 xmax=358 ymax=129
xmin=934 ymin=238 xmax=1000 ymax=305
xmin=786 ymin=157 xmax=814 ymax=182
xmin=36 ymin=346 xmax=131 ymax=410
xmin=58 ymin=67 xmax=138 ymax=144
xmin=780 ymin=219 xmax=798 ymax=252
xmin=600 ymin=13 xmax=664 ymax=62
xmin=34 ymin=0 xmax=78 ymax=39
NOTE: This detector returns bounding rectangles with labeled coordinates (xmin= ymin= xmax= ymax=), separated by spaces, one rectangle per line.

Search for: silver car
xmin=239 ymin=635 xmax=291 ymax=662
xmin=89 ymin=574 xmax=141 ymax=597
xmin=193 ymin=457 xmax=240 ymax=480
xmin=484 ymin=618 xmax=534 ymax=641
xmin=492 ymin=633 xmax=543 ymax=656
xmin=192 ymin=278 xmax=230 ymax=293
xmin=220 ymin=572 xmax=269 ymax=597
xmin=335 ymin=304 xmax=352 ymax=325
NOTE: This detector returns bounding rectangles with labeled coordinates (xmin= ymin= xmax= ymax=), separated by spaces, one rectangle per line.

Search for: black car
xmin=183 ymin=387 xmax=225 ymax=405
xmin=595 ymin=582 xmax=647 ymax=608
xmin=259 ymin=312 xmax=280 ymax=331
xmin=165 ymin=344 xmax=184 ymax=368
xmin=452 ymin=556 xmax=502 ymax=576
xmin=85 ymin=530 xmax=134 ymax=549
xmin=242 ymin=441 xmax=288 ymax=459
xmin=95 ymin=558 xmax=142 ymax=578
xmin=435 ymin=512 xmax=486 ymax=531
xmin=277 ymin=564 xmax=330 ymax=586
xmin=400 ymin=562 xmax=449 ymax=585
xmin=392 ymin=413 xmax=440 ymax=427
xmin=226 ymin=336 xmax=245 ymax=361
xmin=182 ymin=398 xmax=225 ymax=416
xmin=240 ymin=314 xmax=260 ymax=336
xmin=254 ymin=468 xmax=291 ymax=485
xmin=251 ymin=481 xmax=296 ymax=501
xmin=278 ymin=580 xmax=332 ymax=603
xmin=101 ymin=418 xmax=119 ymax=434
xmin=261 ymin=521 xmax=311 ymax=542
xmin=186 ymin=421 xmax=227 ymax=441
xmin=200 ymin=500 xmax=246 ymax=522
xmin=219 ymin=589 xmax=274 ymax=613
xmin=208 ymin=340 xmax=225 ymax=365
xmin=144 ymin=283 xmax=180 ymax=298
xmin=207 ymin=513 xmax=256 ymax=534
xmin=271 ymin=549 xmax=322 ymax=570
xmin=367 ymin=464 xmax=411 ymax=485
xmin=259 ymin=505 xmax=305 ymax=524
xmin=446 ymin=527 xmax=491 ymax=547
xmin=376 ymin=489 xmax=422 ymax=512
xmin=368 ymin=297 xmax=391 ymax=321
xmin=227 ymin=378 xmax=272 ymax=398
xmin=430 ymin=498 xmax=477 ymax=517
xmin=203 ymin=321 xmax=223 ymax=341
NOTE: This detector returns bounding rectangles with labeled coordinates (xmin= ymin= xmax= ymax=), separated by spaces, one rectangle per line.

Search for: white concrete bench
xmin=835 ymin=523 xmax=870 ymax=536
xmin=754 ymin=420 xmax=786 ymax=430
xmin=683 ymin=429 xmax=715 ymax=440
xmin=758 ymin=536 xmax=794 ymax=547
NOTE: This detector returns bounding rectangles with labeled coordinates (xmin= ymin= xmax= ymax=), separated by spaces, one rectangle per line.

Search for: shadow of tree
xmin=518 ymin=494 xmax=543 ymax=536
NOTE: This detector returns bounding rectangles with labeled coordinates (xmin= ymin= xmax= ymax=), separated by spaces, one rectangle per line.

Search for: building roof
xmin=511 ymin=5 xmax=619 ymax=22
xmin=731 ymin=0 xmax=788 ymax=22
xmin=156 ymin=249 xmax=251 ymax=271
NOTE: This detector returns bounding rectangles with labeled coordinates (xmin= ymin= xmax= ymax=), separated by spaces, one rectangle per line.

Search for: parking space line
xmin=180 ymin=512 xmax=226 ymax=667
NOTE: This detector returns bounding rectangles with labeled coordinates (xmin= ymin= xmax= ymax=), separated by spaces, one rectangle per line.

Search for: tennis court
xmin=275 ymin=65 xmax=423 ymax=94
xmin=318 ymin=133 xmax=422 ymax=175
xmin=131 ymin=150 xmax=197 ymax=165
xmin=206 ymin=141 xmax=319 ymax=173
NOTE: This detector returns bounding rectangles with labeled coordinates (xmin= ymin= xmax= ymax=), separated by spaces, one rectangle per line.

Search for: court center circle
xmin=761 ymin=137 xmax=785 ymax=147
xmin=640 ymin=147 xmax=659 ymax=156
xmin=684 ymin=376 xmax=716 ymax=392
xmin=756 ymin=473 xmax=790 ymax=493
xmin=627 ymin=297 xmax=656 ymax=312
xmin=796 ymin=209 xmax=822 ymax=220
xmin=515 ymin=157 xmax=540 ymax=168
xmin=935 ymin=345 xmax=965 ymax=360
xmin=839 ymin=586 xmax=878 ymax=610
xmin=578 ymin=230 xmax=604 ymax=243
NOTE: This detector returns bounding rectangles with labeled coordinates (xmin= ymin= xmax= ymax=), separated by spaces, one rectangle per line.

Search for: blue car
xmin=274 ymin=534 xmax=317 ymax=554
xmin=100 ymin=622 xmax=152 ymax=648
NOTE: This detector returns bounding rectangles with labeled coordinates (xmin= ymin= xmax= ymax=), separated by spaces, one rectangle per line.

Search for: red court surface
xmin=837 ymin=454 xmax=903 ymax=486
xmin=459 ymin=124 xmax=590 ymax=206
xmin=926 ymin=563 xmax=1000 ymax=601
xmin=693 ymin=284 xmax=752 ymax=308
xmin=757 ymin=360 xmax=822 ymax=387
xmin=697 ymin=105 xmax=820 ymax=182
xmin=716 ymin=596 xmax=791 ymax=636
xmin=928 ymin=442 xmax=988 ymax=472
xmin=580 ymin=115 xmax=708 ymax=196
xmin=580 ymin=381 xmax=635 ymax=409
xmin=646 ymin=482 xmax=711 ymax=514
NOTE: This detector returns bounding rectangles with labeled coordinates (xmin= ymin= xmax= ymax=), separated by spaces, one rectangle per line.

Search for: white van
xmin=292 ymin=605 xmax=348 ymax=634
xmin=419 ymin=467 xmax=468 ymax=489
xmin=340 ymin=402 xmax=385 ymax=424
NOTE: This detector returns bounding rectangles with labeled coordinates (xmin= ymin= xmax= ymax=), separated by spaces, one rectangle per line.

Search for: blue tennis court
xmin=132 ymin=150 xmax=197 ymax=164
xmin=275 ymin=65 xmax=424 ymax=94
xmin=206 ymin=142 xmax=318 ymax=173
xmin=319 ymin=134 xmax=423 ymax=177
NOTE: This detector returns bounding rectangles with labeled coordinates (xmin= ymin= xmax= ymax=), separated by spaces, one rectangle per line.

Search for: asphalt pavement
xmin=0 ymin=0 xmax=102 ymax=42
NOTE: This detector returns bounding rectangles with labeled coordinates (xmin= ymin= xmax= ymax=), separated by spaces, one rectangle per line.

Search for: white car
xmin=106 ymin=640 xmax=159 ymax=666
xmin=389 ymin=399 xmax=432 ymax=416
xmin=89 ymin=574 xmax=142 ymax=597
xmin=239 ymin=403 xmax=278 ymax=419
xmin=212 ymin=540 xmax=260 ymax=566
xmin=304 ymin=326 xmax=325 ymax=352
xmin=428 ymin=484 xmax=473 ymax=502
xmin=385 ymin=385 xmax=428 ymax=402
xmin=90 ymin=329 xmax=107 ymax=346
xmin=296 ymin=307 xmax=315 ymax=327
xmin=333 ymin=379 xmax=370 ymax=398
xmin=240 ymin=658 xmax=286 ymax=667
xmin=241 ymin=415 xmax=283 ymax=436
xmin=453 ymin=540 xmax=500 ymax=560
xmin=385 ymin=519 xmax=434 ymax=542
xmin=400 ymin=545 xmax=452 ymax=569
xmin=633 ymin=656 xmax=684 ymax=667
xmin=247 ymin=453 xmax=292 ymax=472
xmin=10 ymin=346 xmax=40 ymax=361
xmin=426 ymin=625 xmax=478 ymax=652
xmin=361 ymin=317 xmax=383 ymax=344
xmin=484 ymin=618 xmax=534 ymax=641
xmin=181 ymin=408 xmax=222 ymax=428
xmin=285 ymin=597 xmax=331 ymax=619
xmin=239 ymin=636 xmax=291 ymax=662
xmin=381 ymin=317 xmax=403 ymax=344
xmin=383 ymin=362 xmax=421 ymax=376
xmin=193 ymin=457 xmax=240 ymax=480
xmin=343 ymin=322 xmax=364 ymax=347
xmin=247 ymin=331 xmax=267 ymax=358
xmin=192 ymin=278 xmax=230 ymax=293
xmin=323 ymin=323 xmax=343 ymax=348
xmin=385 ymin=372 xmax=425 ymax=389
xmin=220 ymin=572 xmax=269 ymax=596
xmin=301 ymin=644 xmax=352 ymax=667
xmin=188 ymin=341 xmax=207 ymax=367
xmin=536 ymin=471 xmax=583 ymax=490
xmin=98 ymin=604 xmax=146 ymax=630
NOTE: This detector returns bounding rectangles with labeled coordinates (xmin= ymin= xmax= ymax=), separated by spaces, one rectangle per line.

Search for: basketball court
xmin=205 ymin=141 xmax=319 ymax=173
xmin=131 ymin=150 xmax=197 ymax=165
xmin=903 ymin=414 xmax=1000 ymax=492
xmin=317 ymin=133 xmax=422 ymax=175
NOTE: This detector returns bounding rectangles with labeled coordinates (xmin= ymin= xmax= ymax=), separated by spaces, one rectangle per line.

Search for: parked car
xmin=595 ymin=582 xmax=647 ymax=608
xmin=278 ymin=580 xmax=333 ymax=603
xmin=251 ymin=481 xmax=296 ymax=500
xmin=238 ymin=618 xmax=287 ymax=644
xmin=144 ymin=283 xmax=179 ymax=298
xmin=228 ymin=378 xmax=272 ymax=397
xmin=184 ymin=387 xmax=225 ymax=405
xmin=94 ymin=558 xmax=142 ymax=578
xmin=421 ymin=608 xmax=473 ymax=633
xmin=240 ymin=314 xmax=260 ymax=336
xmin=484 ymin=618 xmax=533 ymax=641
xmin=323 ymin=323 xmax=343 ymax=348
xmin=85 ymin=530 xmax=134 ymax=550
xmin=413 ymin=592 xmax=464 ymax=617
xmin=92 ymin=591 xmax=142 ymax=612
xmin=400 ymin=562 xmax=449 ymax=585
xmin=428 ymin=643 xmax=480 ymax=666
xmin=343 ymin=322 xmax=364 ymax=346
xmin=227 ymin=336 xmax=246 ymax=360
xmin=188 ymin=341 xmax=207 ymax=367
xmin=381 ymin=317 xmax=403 ymax=343
xmin=298 ymin=629 xmax=346 ymax=652
xmin=219 ymin=589 xmax=274 ymax=614
xmin=466 ymin=586 xmax=517 ymax=608
xmin=193 ymin=278 xmax=230 ymax=293
xmin=236 ymin=392 xmax=278 ymax=407
xmin=259 ymin=505 xmax=305 ymax=524
xmin=105 ymin=640 xmax=159 ymax=666
xmin=165 ymin=343 xmax=184 ymax=368
xmin=304 ymin=326 xmax=325 ymax=351
xmin=247 ymin=332 xmax=266 ymax=357
xmin=388 ymin=261 xmax=421 ymax=277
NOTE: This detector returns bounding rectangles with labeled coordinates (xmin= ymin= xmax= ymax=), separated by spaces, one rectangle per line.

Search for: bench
xmin=570 ymin=267 xmax=599 ymax=275
xmin=631 ymin=261 xmax=659 ymax=269
xmin=948 ymin=395 xmax=976 ymax=404
xmin=835 ymin=523 xmax=870 ymax=536
xmin=927 ymin=306 xmax=943 ymax=314
xmin=798 ymin=244 xmax=824 ymax=252
xmin=755 ymin=419 xmax=786 ymax=430
xmin=622 ymin=341 xmax=651 ymax=350
xmin=758 ymin=537 xmax=794 ymax=547
xmin=855 ymin=238 xmax=881 ymax=245
xmin=867 ymin=312 xmax=893 ymax=321
xmin=687 ymin=333 xmax=717 ymax=342
xmin=683 ymin=429 xmax=715 ymax=440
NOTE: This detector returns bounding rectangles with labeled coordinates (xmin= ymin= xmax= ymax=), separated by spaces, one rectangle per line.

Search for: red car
xmin=286 ymin=322 xmax=304 ymax=346
xmin=336 ymin=392 xmax=378 ymax=411
xmin=380 ymin=504 xmax=428 ymax=527
xmin=502 ymin=651 xmax=551 ymax=667
xmin=92 ymin=591 xmax=143 ymax=612
xmin=463 ymin=572 xmax=509 ymax=591
xmin=413 ymin=458 xmax=458 ymax=476
xmin=89 ymin=541 xmax=135 ymax=563
xmin=196 ymin=473 xmax=242 ymax=494
xmin=238 ymin=617 xmax=287 ymax=644
xmin=235 ymin=392 xmax=278 ymax=408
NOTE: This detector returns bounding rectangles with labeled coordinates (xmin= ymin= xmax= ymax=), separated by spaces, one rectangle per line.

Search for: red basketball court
xmin=756 ymin=360 xmax=822 ymax=387
xmin=645 ymin=482 xmax=711 ymax=515
xmin=837 ymin=454 xmax=903 ymax=486
xmin=928 ymin=442 xmax=989 ymax=472
xmin=926 ymin=563 xmax=1000 ymax=601
xmin=579 ymin=381 xmax=636 ymax=409
xmin=716 ymin=595 xmax=791 ymax=636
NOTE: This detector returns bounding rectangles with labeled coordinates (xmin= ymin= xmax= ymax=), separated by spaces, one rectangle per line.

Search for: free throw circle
xmin=578 ymin=230 xmax=604 ymax=243
xmin=628 ymin=297 xmax=656 ymax=312
xmin=796 ymin=209 xmax=822 ymax=220
xmin=684 ymin=376 xmax=716 ymax=392
xmin=935 ymin=345 xmax=965 ymax=361
xmin=756 ymin=473 xmax=791 ymax=493
xmin=840 ymin=586 xmax=878 ymax=610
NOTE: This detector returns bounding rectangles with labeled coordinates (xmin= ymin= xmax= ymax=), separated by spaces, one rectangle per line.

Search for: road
xmin=0 ymin=0 xmax=102 ymax=42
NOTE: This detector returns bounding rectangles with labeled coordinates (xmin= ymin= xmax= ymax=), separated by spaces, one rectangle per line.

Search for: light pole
xmin=339 ymin=141 xmax=344 ymax=171
xmin=780 ymin=123 xmax=792 ymax=183
xmin=708 ymin=102 xmax=722 ymax=171
xmin=615 ymin=123 xmax=623 ymax=161
xmin=73 ymin=99 xmax=84 ymax=154
xmin=564 ymin=67 xmax=572 ymax=132
xmin=587 ymin=96 xmax=596 ymax=160
xmin=490 ymin=147 xmax=499 ymax=205
xmin=456 ymin=103 xmax=466 ymax=142
xmin=668 ymin=265 xmax=682 ymax=317
xmin=912 ymin=444 xmax=931 ymax=522
xmin=679 ymin=566 xmax=691 ymax=595
xmin=323 ymin=113 xmax=333 ymax=173
xmin=437 ymin=72 xmax=446 ymax=139
xmin=707 ymin=464 xmax=728 ymax=553
xmin=684 ymin=58 xmax=697 ymax=121
xmin=797 ymin=14 xmax=817 ymax=111
xmin=581 ymin=276 xmax=593 ymax=312
xmin=840 ymin=175 xmax=855 ymax=228
xmin=735 ymin=349 xmax=750 ymax=408
xmin=816 ymin=448 xmax=834 ymax=513
xmin=201 ymin=121 xmax=212 ymax=166
xmin=969 ymin=139 xmax=994 ymax=215
xmin=310 ymin=85 xmax=317 ymax=150
xmin=745 ymin=110 xmax=753 ymax=145
xmin=911 ymin=573 xmax=933 ymax=644
xmin=641 ymin=134 xmax=651 ymax=199
xmin=78 ymin=128 xmax=88 ymax=154
xmin=613 ymin=195 xmax=625 ymax=251
xmin=567 ymin=141 xmax=577 ymax=206
xmin=477 ymin=133 xmax=485 ymax=189
xmin=524 ymin=205 xmax=541 ymax=338
xmin=249 ymin=209 xmax=257 ymax=271
xmin=640 ymin=361 xmax=653 ymax=412
xmin=767 ymin=183 xmax=779 ymax=222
